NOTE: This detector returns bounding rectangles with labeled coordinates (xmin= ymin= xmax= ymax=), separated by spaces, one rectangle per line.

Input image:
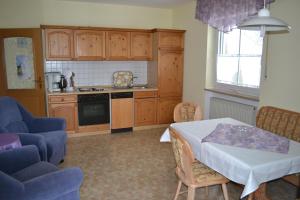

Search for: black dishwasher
xmin=111 ymin=92 xmax=133 ymax=133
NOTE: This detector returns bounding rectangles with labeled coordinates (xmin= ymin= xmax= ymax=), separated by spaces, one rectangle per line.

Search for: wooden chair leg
xmin=221 ymin=183 xmax=229 ymax=200
xmin=174 ymin=180 xmax=182 ymax=200
xmin=247 ymin=193 xmax=254 ymax=200
xmin=187 ymin=186 xmax=195 ymax=200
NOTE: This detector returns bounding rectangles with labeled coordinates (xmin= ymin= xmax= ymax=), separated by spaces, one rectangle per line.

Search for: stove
xmin=77 ymin=87 xmax=106 ymax=92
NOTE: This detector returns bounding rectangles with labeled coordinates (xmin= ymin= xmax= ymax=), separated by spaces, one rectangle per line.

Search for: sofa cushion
xmin=12 ymin=162 xmax=58 ymax=182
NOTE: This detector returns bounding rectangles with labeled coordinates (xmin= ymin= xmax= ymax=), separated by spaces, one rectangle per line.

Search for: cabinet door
xmin=134 ymin=98 xmax=157 ymax=126
xmin=130 ymin=32 xmax=152 ymax=60
xmin=45 ymin=29 xmax=74 ymax=60
xmin=48 ymin=103 xmax=77 ymax=133
xmin=158 ymin=32 xmax=184 ymax=49
xmin=158 ymin=49 xmax=183 ymax=97
xmin=111 ymin=98 xmax=134 ymax=129
xmin=157 ymin=97 xmax=181 ymax=124
xmin=106 ymin=31 xmax=130 ymax=60
xmin=74 ymin=30 xmax=105 ymax=60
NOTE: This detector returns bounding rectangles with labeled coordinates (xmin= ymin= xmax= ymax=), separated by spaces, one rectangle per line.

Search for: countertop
xmin=47 ymin=86 xmax=158 ymax=96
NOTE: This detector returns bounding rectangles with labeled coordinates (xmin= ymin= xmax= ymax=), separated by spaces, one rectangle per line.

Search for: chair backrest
xmin=173 ymin=102 xmax=203 ymax=123
xmin=256 ymin=106 xmax=300 ymax=142
xmin=0 ymin=96 xmax=29 ymax=133
xmin=169 ymin=127 xmax=196 ymax=184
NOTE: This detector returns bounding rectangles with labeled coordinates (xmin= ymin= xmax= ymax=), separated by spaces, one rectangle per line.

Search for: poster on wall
xmin=4 ymin=37 xmax=35 ymax=89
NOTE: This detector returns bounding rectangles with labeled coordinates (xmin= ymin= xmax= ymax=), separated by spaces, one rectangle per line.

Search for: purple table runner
xmin=0 ymin=133 xmax=22 ymax=151
xmin=202 ymin=123 xmax=290 ymax=154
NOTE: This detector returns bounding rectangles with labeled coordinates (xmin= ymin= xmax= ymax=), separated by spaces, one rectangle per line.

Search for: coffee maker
xmin=45 ymin=72 xmax=61 ymax=92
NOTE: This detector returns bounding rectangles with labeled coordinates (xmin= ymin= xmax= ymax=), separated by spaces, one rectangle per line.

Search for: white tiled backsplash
xmin=45 ymin=61 xmax=147 ymax=87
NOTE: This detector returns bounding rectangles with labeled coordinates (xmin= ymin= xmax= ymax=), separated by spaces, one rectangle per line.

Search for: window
xmin=217 ymin=29 xmax=264 ymax=90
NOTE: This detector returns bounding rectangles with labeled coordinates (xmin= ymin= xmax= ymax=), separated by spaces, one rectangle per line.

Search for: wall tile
xmin=45 ymin=61 xmax=147 ymax=87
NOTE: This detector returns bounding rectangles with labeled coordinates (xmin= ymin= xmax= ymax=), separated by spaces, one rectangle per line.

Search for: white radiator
xmin=209 ymin=97 xmax=257 ymax=125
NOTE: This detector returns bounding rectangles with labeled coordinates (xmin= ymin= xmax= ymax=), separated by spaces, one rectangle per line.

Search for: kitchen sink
xmin=130 ymin=85 xmax=148 ymax=89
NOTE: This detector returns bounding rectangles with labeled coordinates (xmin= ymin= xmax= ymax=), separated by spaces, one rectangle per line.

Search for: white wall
xmin=259 ymin=0 xmax=300 ymax=112
xmin=0 ymin=0 xmax=172 ymax=29
xmin=172 ymin=1 xmax=208 ymax=109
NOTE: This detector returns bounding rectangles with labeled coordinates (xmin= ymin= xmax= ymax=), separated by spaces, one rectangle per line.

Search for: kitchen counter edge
xmin=47 ymin=87 xmax=158 ymax=96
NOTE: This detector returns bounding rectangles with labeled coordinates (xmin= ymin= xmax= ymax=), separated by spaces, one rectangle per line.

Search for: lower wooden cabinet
xmin=111 ymin=98 xmax=134 ymax=129
xmin=48 ymin=95 xmax=78 ymax=133
xmin=134 ymin=98 xmax=157 ymax=126
xmin=157 ymin=97 xmax=181 ymax=124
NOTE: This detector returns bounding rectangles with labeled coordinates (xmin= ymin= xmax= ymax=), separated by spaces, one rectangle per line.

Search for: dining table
xmin=160 ymin=118 xmax=300 ymax=199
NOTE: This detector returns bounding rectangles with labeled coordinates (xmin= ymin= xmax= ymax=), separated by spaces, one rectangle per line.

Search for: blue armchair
xmin=0 ymin=145 xmax=83 ymax=200
xmin=0 ymin=96 xmax=67 ymax=165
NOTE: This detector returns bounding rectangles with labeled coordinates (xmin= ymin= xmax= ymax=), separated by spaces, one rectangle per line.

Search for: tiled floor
xmin=60 ymin=128 xmax=298 ymax=200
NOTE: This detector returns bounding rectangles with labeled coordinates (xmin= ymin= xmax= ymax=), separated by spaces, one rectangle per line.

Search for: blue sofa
xmin=0 ymin=145 xmax=83 ymax=200
xmin=0 ymin=96 xmax=67 ymax=165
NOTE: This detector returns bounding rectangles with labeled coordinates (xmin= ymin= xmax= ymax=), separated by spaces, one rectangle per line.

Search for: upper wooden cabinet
xmin=158 ymin=49 xmax=183 ymax=98
xmin=158 ymin=32 xmax=184 ymax=49
xmin=130 ymin=32 xmax=152 ymax=60
xmin=44 ymin=27 xmax=153 ymax=61
xmin=106 ymin=31 xmax=130 ymax=60
xmin=45 ymin=29 xmax=74 ymax=60
xmin=74 ymin=30 xmax=105 ymax=60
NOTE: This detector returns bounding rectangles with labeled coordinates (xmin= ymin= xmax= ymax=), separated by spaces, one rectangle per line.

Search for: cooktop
xmin=77 ymin=88 xmax=106 ymax=92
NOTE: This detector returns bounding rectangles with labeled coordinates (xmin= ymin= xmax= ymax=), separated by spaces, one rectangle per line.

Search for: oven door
xmin=78 ymin=100 xmax=110 ymax=126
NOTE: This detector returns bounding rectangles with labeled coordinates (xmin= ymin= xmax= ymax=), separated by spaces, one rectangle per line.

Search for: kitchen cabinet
xmin=106 ymin=31 xmax=130 ymax=60
xmin=134 ymin=91 xmax=157 ymax=126
xmin=150 ymin=30 xmax=185 ymax=124
xmin=44 ymin=26 xmax=153 ymax=61
xmin=130 ymin=32 xmax=152 ymax=60
xmin=111 ymin=93 xmax=134 ymax=130
xmin=157 ymin=97 xmax=181 ymax=124
xmin=45 ymin=29 xmax=74 ymax=60
xmin=158 ymin=31 xmax=184 ymax=49
xmin=74 ymin=30 xmax=105 ymax=60
xmin=158 ymin=49 xmax=183 ymax=98
xmin=48 ymin=95 xmax=77 ymax=133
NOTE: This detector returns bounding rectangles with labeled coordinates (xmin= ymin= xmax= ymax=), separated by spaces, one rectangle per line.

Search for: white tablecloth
xmin=160 ymin=118 xmax=300 ymax=198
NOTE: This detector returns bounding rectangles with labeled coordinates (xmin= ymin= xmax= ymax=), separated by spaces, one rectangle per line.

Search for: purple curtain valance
xmin=195 ymin=0 xmax=274 ymax=32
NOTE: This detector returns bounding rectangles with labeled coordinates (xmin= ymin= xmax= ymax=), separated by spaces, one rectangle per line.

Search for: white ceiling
xmin=61 ymin=0 xmax=194 ymax=8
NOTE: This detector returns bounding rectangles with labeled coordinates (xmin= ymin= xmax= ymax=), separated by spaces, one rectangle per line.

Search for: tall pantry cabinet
xmin=149 ymin=29 xmax=185 ymax=124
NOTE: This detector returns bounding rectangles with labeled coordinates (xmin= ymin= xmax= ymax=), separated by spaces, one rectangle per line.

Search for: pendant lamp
xmin=238 ymin=0 xmax=291 ymax=37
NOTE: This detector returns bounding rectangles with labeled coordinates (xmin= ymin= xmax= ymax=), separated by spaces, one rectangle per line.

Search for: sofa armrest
xmin=23 ymin=167 xmax=83 ymax=200
xmin=27 ymin=118 xmax=66 ymax=133
xmin=0 ymin=171 xmax=25 ymax=200
xmin=0 ymin=145 xmax=40 ymax=174
xmin=17 ymin=133 xmax=47 ymax=162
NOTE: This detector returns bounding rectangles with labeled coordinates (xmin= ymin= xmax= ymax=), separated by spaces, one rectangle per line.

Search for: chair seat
xmin=35 ymin=131 xmax=66 ymax=164
xmin=192 ymin=161 xmax=229 ymax=185
xmin=12 ymin=161 xmax=58 ymax=182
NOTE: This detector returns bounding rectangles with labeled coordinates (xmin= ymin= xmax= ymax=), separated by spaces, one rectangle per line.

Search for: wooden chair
xmin=173 ymin=102 xmax=202 ymax=123
xmin=169 ymin=127 xmax=229 ymax=200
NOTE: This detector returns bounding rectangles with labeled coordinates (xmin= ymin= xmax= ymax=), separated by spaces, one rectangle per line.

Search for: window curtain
xmin=195 ymin=0 xmax=274 ymax=32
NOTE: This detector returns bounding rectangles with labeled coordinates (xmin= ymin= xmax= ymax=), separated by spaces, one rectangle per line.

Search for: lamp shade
xmin=239 ymin=16 xmax=291 ymax=31
xmin=238 ymin=8 xmax=291 ymax=35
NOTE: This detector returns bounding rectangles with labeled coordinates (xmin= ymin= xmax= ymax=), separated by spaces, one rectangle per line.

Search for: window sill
xmin=204 ymin=88 xmax=259 ymax=102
